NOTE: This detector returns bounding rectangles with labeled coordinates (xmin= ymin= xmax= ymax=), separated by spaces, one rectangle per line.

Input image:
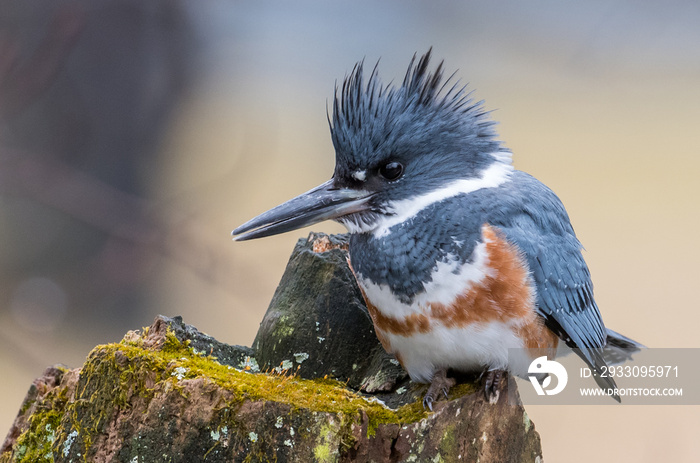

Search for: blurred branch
xmin=0 ymin=3 xmax=85 ymax=123
xmin=0 ymin=146 xmax=237 ymax=292
xmin=0 ymin=2 xmax=233 ymax=293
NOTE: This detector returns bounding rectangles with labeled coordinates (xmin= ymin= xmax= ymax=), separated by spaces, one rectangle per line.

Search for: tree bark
xmin=1 ymin=233 xmax=543 ymax=462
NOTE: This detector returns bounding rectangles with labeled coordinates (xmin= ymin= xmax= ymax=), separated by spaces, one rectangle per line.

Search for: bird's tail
xmin=584 ymin=348 xmax=621 ymax=402
xmin=603 ymin=328 xmax=645 ymax=366
xmin=575 ymin=330 xmax=643 ymax=403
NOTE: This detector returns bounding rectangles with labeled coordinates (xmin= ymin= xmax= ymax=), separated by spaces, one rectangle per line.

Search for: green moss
xmin=439 ymin=423 xmax=457 ymax=456
xmin=18 ymin=397 xmax=36 ymax=416
xmin=449 ymin=381 xmax=476 ymax=398
xmin=4 ymin=328 xmax=475 ymax=461
xmin=162 ymin=329 xmax=189 ymax=353
xmin=11 ymin=404 xmax=63 ymax=462
xmin=313 ymin=422 xmax=340 ymax=463
xmin=313 ymin=443 xmax=333 ymax=462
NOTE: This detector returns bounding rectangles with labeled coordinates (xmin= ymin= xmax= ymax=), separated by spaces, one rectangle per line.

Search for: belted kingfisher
xmin=233 ymin=50 xmax=641 ymax=408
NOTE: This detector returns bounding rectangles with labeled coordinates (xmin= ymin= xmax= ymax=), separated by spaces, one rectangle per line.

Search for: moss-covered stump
xmin=2 ymin=232 xmax=544 ymax=462
xmin=254 ymin=233 xmax=407 ymax=394
xmin=2 ymin=315 xmax=542 ymax=462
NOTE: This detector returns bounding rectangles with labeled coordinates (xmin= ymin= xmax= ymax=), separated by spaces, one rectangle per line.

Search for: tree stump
xmin=1 ymin=233 xmax=543 ymax=462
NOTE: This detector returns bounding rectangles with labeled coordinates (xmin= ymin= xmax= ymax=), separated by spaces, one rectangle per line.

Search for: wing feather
xmin=483 ymin=172 xmax=618 ymax=397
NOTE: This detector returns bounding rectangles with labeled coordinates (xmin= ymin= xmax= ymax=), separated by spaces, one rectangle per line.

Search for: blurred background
xmin=1 ymin=1 xmax=699 ymax=461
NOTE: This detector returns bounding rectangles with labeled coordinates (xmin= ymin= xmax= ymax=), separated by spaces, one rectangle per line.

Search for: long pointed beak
xmin=232 ymin=180 xmax=373 ymax=241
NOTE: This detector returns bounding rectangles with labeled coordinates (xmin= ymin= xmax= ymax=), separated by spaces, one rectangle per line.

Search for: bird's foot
xmin=482 ymin=369 xmax=507 ymax=404
xmin=422 ymin=369 xmax=456 ymax=411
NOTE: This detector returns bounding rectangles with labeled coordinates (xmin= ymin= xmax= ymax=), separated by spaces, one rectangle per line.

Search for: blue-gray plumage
xmin=233 ymin=49 xmax=641 ymax=407
xmin=330 ymin=54 xmax=499 ymax=202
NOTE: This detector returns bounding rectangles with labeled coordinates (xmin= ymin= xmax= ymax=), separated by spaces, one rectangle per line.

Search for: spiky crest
xmin=330 ymin=48 xmax=495 ymax=147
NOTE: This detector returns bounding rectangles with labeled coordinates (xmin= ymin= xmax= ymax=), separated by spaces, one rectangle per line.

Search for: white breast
xmin=381 ymin=320 xmax=533 ymax=383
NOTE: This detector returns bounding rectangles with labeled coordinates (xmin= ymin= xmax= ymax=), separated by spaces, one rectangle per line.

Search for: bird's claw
xmin=422 ymin=370 xmax=456 ymax=411
xmin=483 ymin=369 xmax=506 ymax=404
xmin=421 ymin=386 xmax=451 ymax=411
xmin=422 ymin=394 xmax=434 ymax=411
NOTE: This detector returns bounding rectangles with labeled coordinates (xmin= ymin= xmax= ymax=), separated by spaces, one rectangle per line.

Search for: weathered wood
xmin=1 ymin=233 xmax=543 ymax=462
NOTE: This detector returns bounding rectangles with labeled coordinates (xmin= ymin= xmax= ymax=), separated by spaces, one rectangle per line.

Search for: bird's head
xmin=233 ymin=49 xmax=510 ymax=241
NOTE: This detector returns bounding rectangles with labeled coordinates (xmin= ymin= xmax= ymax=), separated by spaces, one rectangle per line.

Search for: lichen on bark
xmin=1 ymin=317 xmax=434 ymax=462
xmin=2 ymin=233 xmax=544 ymax=462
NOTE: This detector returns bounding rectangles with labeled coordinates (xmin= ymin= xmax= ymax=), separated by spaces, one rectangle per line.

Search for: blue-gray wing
xmin=484 ymin=172 xmax=616 ymax=395
xmin=496 ymin=211 xmax=622 ymax=398
xmin=496 ymin=214 xmax=606 ymax=350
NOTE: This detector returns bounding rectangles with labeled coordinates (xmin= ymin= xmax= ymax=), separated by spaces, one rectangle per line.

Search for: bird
xmin=232 ymin=49 xmax=641 ymax=409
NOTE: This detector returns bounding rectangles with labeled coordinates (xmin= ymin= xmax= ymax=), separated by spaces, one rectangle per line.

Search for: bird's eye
xmin=379 ymin=161 xmax=404 ymax=181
